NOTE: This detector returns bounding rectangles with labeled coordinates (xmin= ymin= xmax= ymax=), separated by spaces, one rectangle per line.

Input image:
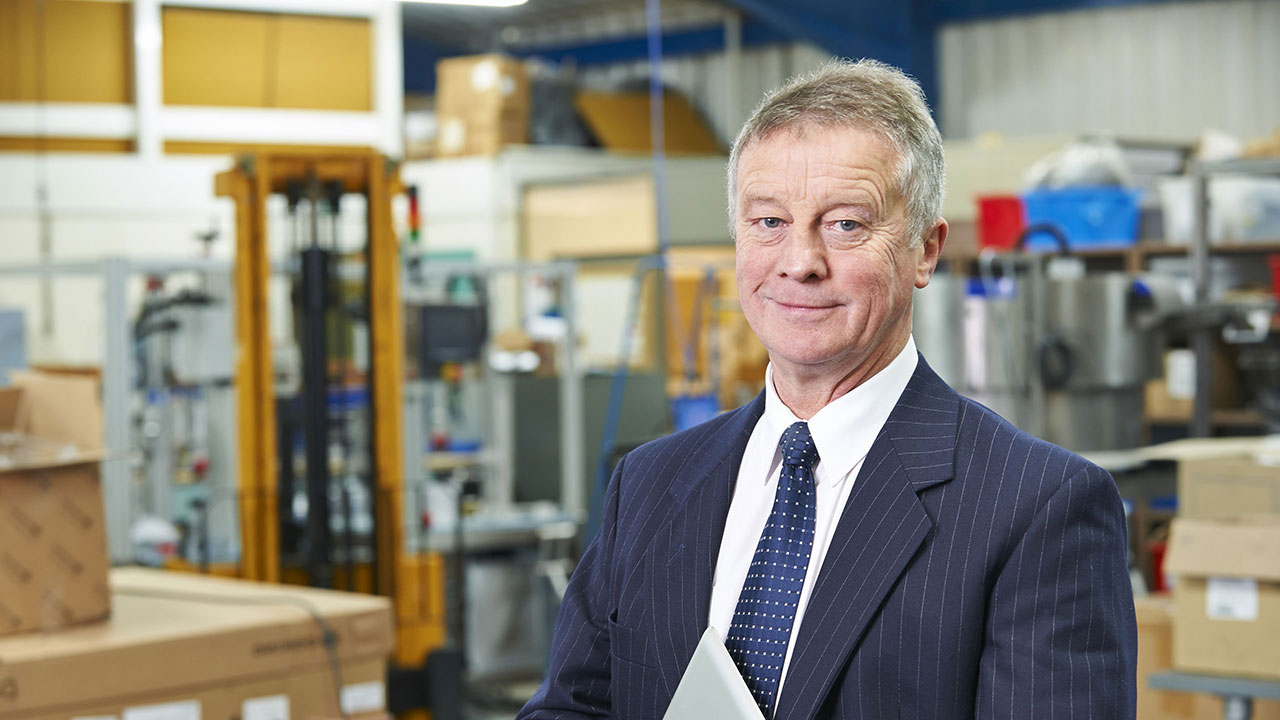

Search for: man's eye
xmin=760 ymin=217 xmax=783 ymax=229
xmin=835 ymin=219 xmax=861 ymax=232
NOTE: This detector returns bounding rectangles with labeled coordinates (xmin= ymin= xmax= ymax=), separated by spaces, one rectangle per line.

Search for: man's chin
xmin=767 ymin=348 xmax=852 ymax=374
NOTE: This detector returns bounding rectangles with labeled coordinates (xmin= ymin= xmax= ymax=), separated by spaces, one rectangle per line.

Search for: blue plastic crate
xmin=671 ymin=393 xmax=720 ymax=432
xmin=1021 ymin=186 xmax=1142 ymax=251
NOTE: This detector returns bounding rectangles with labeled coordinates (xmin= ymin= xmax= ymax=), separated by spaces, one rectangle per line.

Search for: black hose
xmin=1015 ymin=223 xmax=1072 ymax=256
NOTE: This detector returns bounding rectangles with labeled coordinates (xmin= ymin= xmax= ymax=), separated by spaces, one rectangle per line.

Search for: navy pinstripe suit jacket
xmin=519 ymin=356 xmax=1137 ymax=719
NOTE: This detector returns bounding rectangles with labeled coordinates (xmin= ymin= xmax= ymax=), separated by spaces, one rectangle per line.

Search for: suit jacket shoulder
xmin=609 ymin=395 xmax=762 ymax=546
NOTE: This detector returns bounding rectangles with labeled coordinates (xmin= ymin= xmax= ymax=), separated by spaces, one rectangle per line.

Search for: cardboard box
xmin=1165 ymin=517 xmax=1280 ymax=680
xmin=0 ymin=568 xmax=394 ymax=720
xmin=1136 ymin=595 xmax=1195 ymax=720
xmin=1137 ymin=436 xmax=1280 ymax=519
xmin=0 ymin=370 xmax=109 ymax=637
xmin=1179 ymin=455 xmax=1280 ymax=520
xmin=522 ymin=174 xmax=657 ymax=262
xmin=436 ymin=54 xmax=529 ymax=109
xmin=435 ymin=54 xmax=529 ymax=157
xmin=1135 ymin=594 xmax=1280 ymax=720
xmin=436 ymin=113 xmax=527 ymax=157
xmin=1144 ymin=347 xmax=1239 ymax=422
xmin=23 ymin=657 xmax=388 ymax=720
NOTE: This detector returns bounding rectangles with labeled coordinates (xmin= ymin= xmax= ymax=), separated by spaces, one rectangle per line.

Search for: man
xmin=519 ymin=59 xmax=1136 ymax=720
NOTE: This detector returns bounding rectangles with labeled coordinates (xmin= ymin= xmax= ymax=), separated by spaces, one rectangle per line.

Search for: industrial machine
xmin=130 ymin=271 xmax=237 ymax=567
xmin=400 ymin=257 xmax=585 ymax=684
xmin=914 ymin=227 xmax=1181 ymax=452
xmin=215 ymin=152 xmax=459 ymax=719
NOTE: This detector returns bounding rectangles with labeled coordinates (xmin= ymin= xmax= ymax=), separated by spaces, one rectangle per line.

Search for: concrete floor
xmin=465 ymin=680 xmax=541 ymax=719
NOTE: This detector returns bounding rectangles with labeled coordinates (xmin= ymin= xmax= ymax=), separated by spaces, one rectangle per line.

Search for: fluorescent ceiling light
xmin=402 ymin=0 xmax=527 ymax=6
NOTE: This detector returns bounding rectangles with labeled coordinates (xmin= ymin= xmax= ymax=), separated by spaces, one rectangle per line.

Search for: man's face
xmin=733 ymin=124 xmax=946 ymax=377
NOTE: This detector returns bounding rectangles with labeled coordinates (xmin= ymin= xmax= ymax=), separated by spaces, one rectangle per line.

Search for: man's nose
xmin=777 ymin=229 xmax=828 ymax=281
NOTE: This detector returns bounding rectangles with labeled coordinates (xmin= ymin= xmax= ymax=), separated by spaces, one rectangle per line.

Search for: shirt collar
xmin=761 ymin=336 xmax=919 ymax=487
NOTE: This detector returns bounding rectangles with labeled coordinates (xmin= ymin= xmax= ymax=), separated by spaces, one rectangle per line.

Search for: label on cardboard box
xmin=1206 ymin=577 xmax=1259 ymax=621
xmin=1166 ymin=349 xmax=1196 ymax=399
xmin=340 ymin=682 xmax=384 ymax=714
xmin=242 ymin=695 xmax=289 ymax=720
xmin=439 ymin=119 xmax=466 ymax=153
xmin=471 ymin=60 xmax=498 ymax=92
xmin=123 ymin=700 xmax=200 ymax=720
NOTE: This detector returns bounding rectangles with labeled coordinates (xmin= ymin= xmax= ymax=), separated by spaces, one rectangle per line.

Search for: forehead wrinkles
xmin=738 ymin=129 xmax=900 ymax=217
xmin=783 ymin=145 xmax=810 ymax=204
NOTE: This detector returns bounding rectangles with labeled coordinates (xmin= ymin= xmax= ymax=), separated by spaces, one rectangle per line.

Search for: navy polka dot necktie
xmin=725 ymin=421 xmax=819 ymax=718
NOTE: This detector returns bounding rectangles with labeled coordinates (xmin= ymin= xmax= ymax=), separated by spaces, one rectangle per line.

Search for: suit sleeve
xmin=975 ymin=463 xmax=1138 ymax=719
xmin=516 ymin=455 xmax=625 ymax=719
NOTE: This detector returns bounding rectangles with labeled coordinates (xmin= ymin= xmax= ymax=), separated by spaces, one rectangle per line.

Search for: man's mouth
xmin=768 ymin=297 xmax=838 ymax=311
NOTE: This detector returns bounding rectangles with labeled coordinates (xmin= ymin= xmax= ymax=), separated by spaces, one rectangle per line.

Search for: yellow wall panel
xmin=162 ymin=7 xmax=270 ymax=107
xmin=272 ymin=14 xmax=371 ymax=111
xmin=0 ymin=0 xmax=39 ymax=101
xmin=44 ymin=0 xmax=130 ymax=102
xmin=0 ymin=0 xmax=129 ymax=103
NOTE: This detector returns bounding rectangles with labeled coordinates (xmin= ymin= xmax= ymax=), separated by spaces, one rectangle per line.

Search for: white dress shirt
xmin=708 ymin=335 xmax=919 ymax=703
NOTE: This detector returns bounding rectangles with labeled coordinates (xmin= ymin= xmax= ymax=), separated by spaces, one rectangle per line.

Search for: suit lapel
xmin=776 ymin=357 xmax=959 ymax=720
xmin=650 ymin=392 xmax=764 ymax=693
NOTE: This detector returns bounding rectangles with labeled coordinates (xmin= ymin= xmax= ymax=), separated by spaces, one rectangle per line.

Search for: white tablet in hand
xmin=663 ymin=627 xmax=766 ymax=720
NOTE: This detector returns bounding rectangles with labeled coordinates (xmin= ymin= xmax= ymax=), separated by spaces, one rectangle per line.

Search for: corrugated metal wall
xmin=939 ymin=0 xmax=1280 ymax=142
xmin=578 ymin=42 xmax=834 ymax=147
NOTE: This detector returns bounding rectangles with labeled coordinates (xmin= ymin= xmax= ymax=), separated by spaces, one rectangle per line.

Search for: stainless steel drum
xmin=913 ymin=261 xmax=1172 ymax=453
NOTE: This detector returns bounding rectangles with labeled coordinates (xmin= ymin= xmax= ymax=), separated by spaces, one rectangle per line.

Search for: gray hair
xmin=726 ymin=58 xmax=947 ymax=247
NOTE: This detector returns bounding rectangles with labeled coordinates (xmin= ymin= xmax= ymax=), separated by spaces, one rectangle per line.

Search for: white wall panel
xmin=940 ymin=0 xmax=1280 ymax=142
xmin=0 ymin=155 xmax=236 ymax=365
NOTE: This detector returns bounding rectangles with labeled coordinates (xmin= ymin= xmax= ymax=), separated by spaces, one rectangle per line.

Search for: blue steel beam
xmin=932 ymin=0 xmax=1184 ymax=23
xmin=513 ymin=18 xmax=786 ymax=66
xmin=718 ymin=1 xmax=940 ymax=119
xmin=403 ymin=36 xmax=465 ymax=95
xmin=403 ymin=20 xmax=784 ymax=95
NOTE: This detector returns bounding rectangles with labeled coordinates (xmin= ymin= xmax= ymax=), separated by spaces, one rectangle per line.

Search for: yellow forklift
xmin=215 ymin=151 xmax=458 ymax=720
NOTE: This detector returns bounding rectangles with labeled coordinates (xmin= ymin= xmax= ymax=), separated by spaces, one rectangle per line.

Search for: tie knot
xmin=779 ymin=421 xmax=818 ymax=469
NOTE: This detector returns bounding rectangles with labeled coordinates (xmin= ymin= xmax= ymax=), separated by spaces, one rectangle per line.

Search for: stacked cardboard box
xmin=0 ymin=568 xmax=393 ymax=720
xmin=1135 ymin=595 xmax=1280 ymax=720
xmin=1133 ymin=438 xmax=1280 ymax=713
xmin=435 ymin=54 xmax=529 ymax=157
xmin=1177 ymin=453 xmax=1280 ymax=519
xmin=1137 ymin=436 xmax=1280 ymax=712
xmin=0 ymin=371 xmax=110 ymax=637
xmin=1165 ymin=517 xmax=1280 ymax=680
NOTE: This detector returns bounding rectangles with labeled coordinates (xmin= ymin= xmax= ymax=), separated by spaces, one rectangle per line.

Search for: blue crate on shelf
xmin=671 ymin=393 xmax=720 ymax=432
xmin=1021 ymin=186 xmax=1142 ymax=251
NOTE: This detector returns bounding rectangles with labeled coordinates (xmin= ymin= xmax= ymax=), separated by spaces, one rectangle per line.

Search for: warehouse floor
xmin=467 ymin=680 xmax=541 ymax=718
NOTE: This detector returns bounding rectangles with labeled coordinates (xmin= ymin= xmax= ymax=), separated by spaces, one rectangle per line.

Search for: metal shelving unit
xmin=1187 ymin=158 xmax=1280 ymax=437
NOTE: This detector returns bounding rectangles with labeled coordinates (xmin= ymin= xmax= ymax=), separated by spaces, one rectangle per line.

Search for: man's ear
xmin=915 ymin=219 xmax=948 ymax=289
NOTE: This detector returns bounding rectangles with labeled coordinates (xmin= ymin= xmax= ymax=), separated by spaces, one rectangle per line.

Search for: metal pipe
xmin=1190 ymin=164 xmax=1212 ymax=438
xmin=102 ymin=258 xmax=135 ymax=562
xmin=1028 ymin=255 xmax=1047 ymax=440
xmin=723 ymin=10 xmax=743 ymax=137
xmin=299 ymin=246 xmax=334 ymax=588
xmin=559 ymin=269 xmax=584 ymax=520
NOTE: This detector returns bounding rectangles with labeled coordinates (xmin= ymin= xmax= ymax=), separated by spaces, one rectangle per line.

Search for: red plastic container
xmin=1269 ymin=255 xmax=1280 ymax=302
xmin=976 ymin=195 xmax=1026 ymax=251
xmin=1148 ymin=539 xmax=1168 ymax=593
